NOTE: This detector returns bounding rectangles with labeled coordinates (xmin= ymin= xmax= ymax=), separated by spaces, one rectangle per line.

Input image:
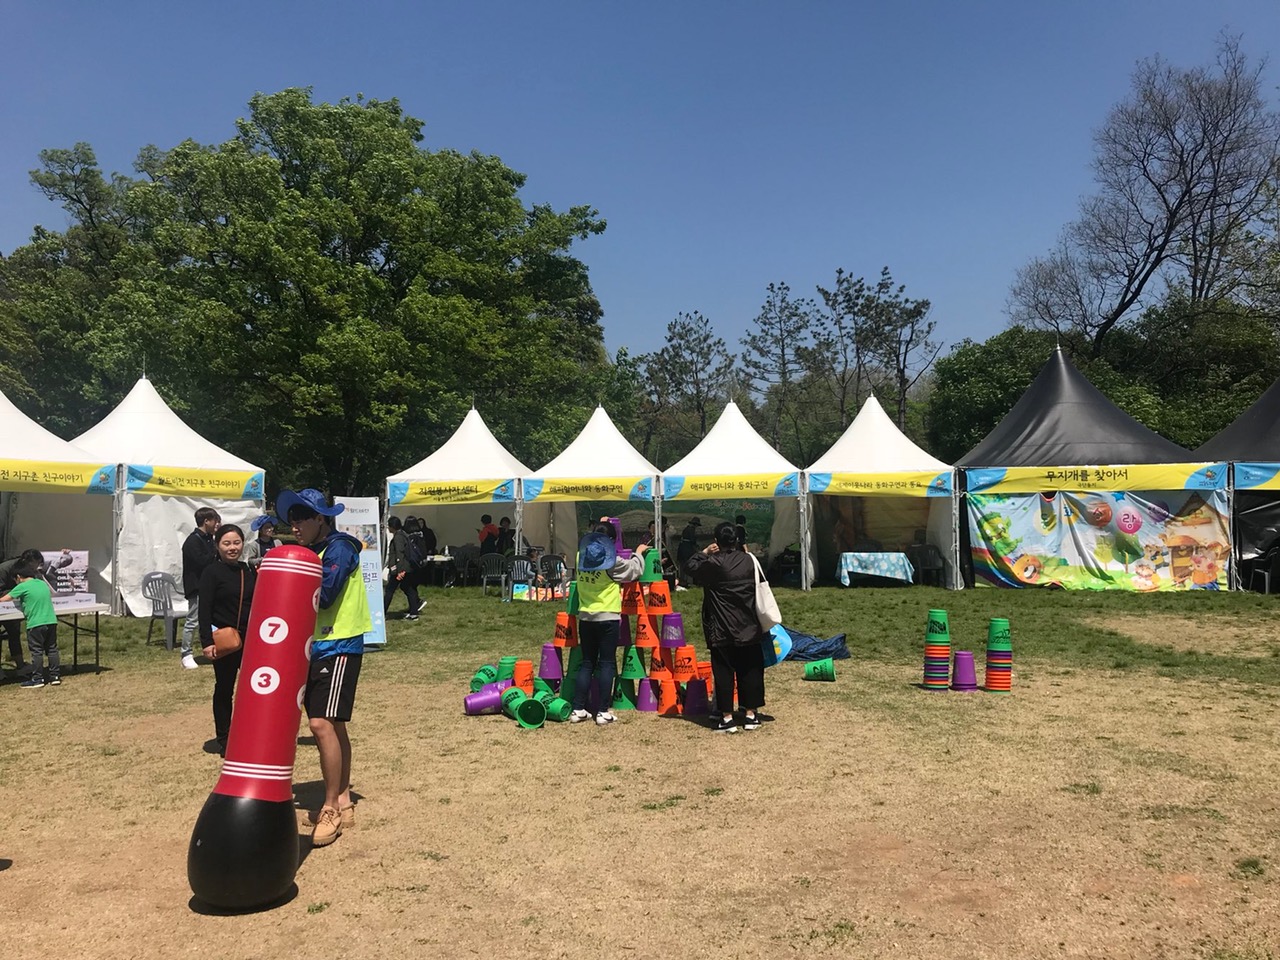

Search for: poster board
xmin=334 ymin=497 xmax=387 ymax=647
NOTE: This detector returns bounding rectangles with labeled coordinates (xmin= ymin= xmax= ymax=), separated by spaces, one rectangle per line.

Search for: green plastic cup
xmin=803 ymin=658 xmax=836 ymax=682
xmin=533 ymin=677 xmax=554 ymax=697
xmin=534 ymin=690 xmax=573 ymax=722
xmin=640 ymin=549 xmax=664 ymax=583
xmin=500 ymin=686 xmax=545 ymax=728
xmin=620 ymin=645 xmax=647 ymax=680
xmin=497 ymin=656 xmax=519 ymax=681
xmin=987 ymin=618 xmax=1012 ymax=650
xmin=925 ymin=609 xmax=950 ymax=644
xmin=560 ymin=645 xmax=582 ymax=703
xmin=612 ymin=678 xmax=637 ymax=711
xmin=470 ymin=664 xmax=499 ymax=692
xmin=566 ymin=582 xmax=580 ymax=615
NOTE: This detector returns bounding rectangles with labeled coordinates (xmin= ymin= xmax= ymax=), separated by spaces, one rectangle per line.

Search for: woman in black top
xmin=199 ymin=524 xmax=257 ymax=756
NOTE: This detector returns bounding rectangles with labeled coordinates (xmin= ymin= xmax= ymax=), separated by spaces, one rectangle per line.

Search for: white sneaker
xmin=181 ymin=654 xmax=199 ymax=670
xmin=675 ymin=585 xmax=688 ymax=592
xmin=595 ymin=711 xmax=617 ymax=726
xmin=568 ymin=709 xmax=591 ymax=723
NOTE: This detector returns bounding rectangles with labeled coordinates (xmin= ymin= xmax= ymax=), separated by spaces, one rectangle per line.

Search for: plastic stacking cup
xmin=925 ymin=609 xmax=950 ymax=643
xmin=682 ymin=678 xmax=710 ymax=716
xmin=501 ymin=686 xmax=547 ymax=729
xmin=671 ymin=645 xmax=697 ymax=682
xmin=561 ymin=646 xmax=583 ymax=702
xmin=660 ymin=612 xmax=685 ymax=649
xmin=534 ymin=690 xmax=572 ymax=722
xmin=497 ymin=656 xmax=519 ymax=681
xmin=640 ymin=548 xmax=664 ymax=583
xmin=951 ymin=651 xmax=979 ymax=692
xmin=464 ymin=687 xmax=505 ymax=715
xmin=620 ymin=582 xmax=646 ymax=616
xmin=635 ymin=678 xmax=658 ymax=712
xmin=533 ymin=677 xmax=554 ymax=697
xmin=512 ymin=659 xmax=535 ymax=695
xmin=656 ymin=680 xmax=681 ymax=716
xmin=803 ymin=658 xmax=836 ymax=682
xmin=649 ymin=648 xmax=673 ymax=681
xmin=621 ymin=645 xmax=647 ymax=680
xmin=476 ymin=678 xmax=513 ymax=697
xmin=612 ymin=678 xmax=637 ymax=711
xmin=634 ymin=614 xmax=660 ymax=648
xmin=566 ymin=581 xmax=580 ymax=615
xmin=538 ymin=643 xmax=563 ymax=680
xmin=987 ymin=617 xmax=1012 ymax=650
xmin=470 ymin=664 xmax=499 ymax=692
xmin=644 ymin=580 xmax=673 ymax=615
xmin=553 ymin=612 xmax=577 ymax=648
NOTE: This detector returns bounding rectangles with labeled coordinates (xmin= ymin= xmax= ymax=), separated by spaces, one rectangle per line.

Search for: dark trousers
xmin=212 ymin=647 xmax=244 ymax=744
xmin=573 ymin=619 xmax=620 ymax=713
xmin=27 ymin=623 xmax=59 ymax=681
xmin=383 ymin=573 xmax=422 ymax=615
xmin=3 ymin=619 xmax=25 ymax=665
xmin=710 ymin=642 xmax=765 ymax=714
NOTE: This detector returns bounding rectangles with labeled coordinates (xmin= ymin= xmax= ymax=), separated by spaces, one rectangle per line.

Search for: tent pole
xmin=798 ymin=473 xmax=811 ymax=591
xmin=1227 ymin=466 xmax=1237 ymax=591
xmin=111 ymin=465 xmax=124 ymax=615
xmin=952 ymin=471 xmax=963 ymax=590
xmin=514 ymin=491 xmax=524 ymax=558
xmin=653 ymin=481 xmax=662 ymax=555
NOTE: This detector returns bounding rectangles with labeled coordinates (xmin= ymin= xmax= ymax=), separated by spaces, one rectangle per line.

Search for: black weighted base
xmin=188 ymin=793 xmax=299 ymax=910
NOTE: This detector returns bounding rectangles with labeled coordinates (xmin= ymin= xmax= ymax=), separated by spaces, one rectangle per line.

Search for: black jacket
xmin=387 ymin=529 xmax=409 ymax=576
xmin=182 ymin=529 xmax=216 ymax=599
xmin=685 ymin=549 xmax=763 ymax=648
xmin=197 ymin=559 xmax=257 ymax=645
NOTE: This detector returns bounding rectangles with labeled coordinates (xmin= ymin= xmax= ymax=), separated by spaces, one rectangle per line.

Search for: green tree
xmin=741 ymin=282 xmax=817 ymax=462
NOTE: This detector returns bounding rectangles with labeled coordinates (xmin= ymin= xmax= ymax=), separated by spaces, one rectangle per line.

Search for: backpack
xmin=404 ymin=532 xmax=428 ymax=570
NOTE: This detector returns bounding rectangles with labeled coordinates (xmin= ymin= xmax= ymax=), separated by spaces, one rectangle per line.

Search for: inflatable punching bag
xmin=188 ymin=545 xmax=322 ymax=910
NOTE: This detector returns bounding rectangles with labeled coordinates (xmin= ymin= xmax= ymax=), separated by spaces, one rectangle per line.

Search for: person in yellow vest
xmin=277 ymin=488 xmax=373 ymax=848
xmin=571 ymin=521 xmax=649 ymax=725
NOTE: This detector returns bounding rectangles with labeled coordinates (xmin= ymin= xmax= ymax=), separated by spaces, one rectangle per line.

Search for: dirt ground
xmin=3 ymin=630 xmax=1279 ymax=959
xmin=1084 ymin=612 xmax=1280 ymax=659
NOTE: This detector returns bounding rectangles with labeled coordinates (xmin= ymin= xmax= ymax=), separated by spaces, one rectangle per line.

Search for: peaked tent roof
xmin=529 ymin=407 xmax=658 ymax=479
xmin=0 ymin=389 xmax=105 ymax=464
xmin=665 ymin=402 xmax=798 ymax=476
xmin=807 ymin=395 xmax=950 ymax=473
xmin=1195 ymin=376 xmax=1280 ymax=461
xmin=73 ymin=377 xmax=262 ymax=471
xmin=387 ymin=408 xmax=532 ymax=481
xmin=958 ymin=347 xmax=1194 ymax=467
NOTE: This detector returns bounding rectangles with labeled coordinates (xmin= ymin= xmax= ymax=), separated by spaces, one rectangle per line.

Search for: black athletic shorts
xmin=305 ymin=653 xmax=362 ymax=722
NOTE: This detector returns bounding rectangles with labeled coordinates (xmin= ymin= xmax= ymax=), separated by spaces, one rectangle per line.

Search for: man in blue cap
xmin=277 ymin=488 xmax=372 ymax=848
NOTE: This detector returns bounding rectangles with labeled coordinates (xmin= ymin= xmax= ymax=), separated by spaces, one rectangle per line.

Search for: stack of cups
xmin=984 ymin=618 xmax=1012 ymax=693
xmin=922 ymin=609 xmax=951 ymax=691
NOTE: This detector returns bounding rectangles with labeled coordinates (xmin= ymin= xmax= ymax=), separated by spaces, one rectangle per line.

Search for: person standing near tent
xmin=384 ymin=516 xmax=422 ymax=620
xmin=677 ymin=517 xmax=701 ymax=577
xmin=686 ymin=522 xmax=767 ymax=734
xmin=570 ymin=522 xmax=648 ymax=726
xmin=734 ymin=515 xmax=748 ymax=552
xmin=0 ymin=550 xmax=45 ymax=676
xmin=180 ymin=507 xmax=221 ymax=670
xmin=198 ymin=524 xmax=256 ymax=757
xmin=477 ymin=514 xmax=500 ymax=554
xmin=279 ymin=488 xmax=371 ymax=848
xmin=241 ymin=516 xmax=283 ymax=570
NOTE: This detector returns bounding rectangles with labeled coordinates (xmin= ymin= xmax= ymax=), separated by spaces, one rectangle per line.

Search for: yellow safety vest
xmin=315 ymin=541 xmax=373 ymax=640
xmin=576 ymin=567 xmax=620 ymax=614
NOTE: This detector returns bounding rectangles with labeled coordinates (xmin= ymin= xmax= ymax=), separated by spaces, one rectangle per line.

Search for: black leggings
xmin=710 ymin=642 xmax=765 ymax=714
xmin=212 ymin=648 xmax=244 ymax=741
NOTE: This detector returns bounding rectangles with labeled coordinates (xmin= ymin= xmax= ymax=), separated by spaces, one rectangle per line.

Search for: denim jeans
xmin=573 ymin=619 xmax=620 ymax=714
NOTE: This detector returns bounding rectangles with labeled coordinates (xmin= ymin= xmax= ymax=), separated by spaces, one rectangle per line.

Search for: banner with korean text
xmin=334 ymin=497 xmax=387 ymax=647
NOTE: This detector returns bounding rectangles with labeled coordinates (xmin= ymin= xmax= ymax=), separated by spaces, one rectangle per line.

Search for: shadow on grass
xmin=188 ymin=883 xmax=298 ymax=916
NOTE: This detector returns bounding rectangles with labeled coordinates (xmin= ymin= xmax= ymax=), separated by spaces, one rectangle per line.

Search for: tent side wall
xmin=8 ymin=491 xmax=115 ymax=605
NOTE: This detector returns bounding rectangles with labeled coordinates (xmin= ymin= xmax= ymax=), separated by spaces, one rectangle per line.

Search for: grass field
xmin=3 ymin=584 xmax=1279 ymax=959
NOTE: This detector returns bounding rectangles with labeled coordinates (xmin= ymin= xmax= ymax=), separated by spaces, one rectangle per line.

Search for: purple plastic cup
xmin=951 ymin=651 xmax=979 ymax=692
xmin=478 ymin=678 xmax=514 ymax=696
xmin=682 ymin=678 xmax=710 ymax=716
xmin=464 ymin=687 xmax=505 ymax=715
xmin=660 ymin=612 xmax=685 ymax=648
xmin=636 ymin=678 xmax=658 ymax=712
xmin=538 ymin=643 xmax=563 ymax=680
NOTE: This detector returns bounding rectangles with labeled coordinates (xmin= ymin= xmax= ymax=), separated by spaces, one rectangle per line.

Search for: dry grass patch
xmin=1082 ymin=613 xmax=1280 ymax=659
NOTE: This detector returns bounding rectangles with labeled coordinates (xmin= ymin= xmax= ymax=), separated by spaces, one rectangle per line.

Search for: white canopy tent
xmin=796 ymin=395 xmax=960 ymax=587
xmin=386 ymin=408 xmax=575 ymax=556
xmin=523 ymin=406 xmax=659 ymax=553
xmin=54 ymin=378 xmax=265 ymax=615
xmin=662 ymin=401 xmax=810 ymax=589
xmin=0 ymin=389 xmax=116 ymax=602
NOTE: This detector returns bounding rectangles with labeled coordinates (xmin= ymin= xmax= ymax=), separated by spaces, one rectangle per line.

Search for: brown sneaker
xmin=307 ymin=803 xmax=355 ymax=828
xmin=311 ymin=806 xmax=342 ymax=847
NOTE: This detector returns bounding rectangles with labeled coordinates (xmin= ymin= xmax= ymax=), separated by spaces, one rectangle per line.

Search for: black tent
xmin=1196 ymin=378 xmax=1280 ymax=577
xmin=959 ymin=346 xmax=1194 ymax=467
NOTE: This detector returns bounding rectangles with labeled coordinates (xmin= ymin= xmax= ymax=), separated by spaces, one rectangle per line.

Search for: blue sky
xmin=2 ymin=2 xmax=1276 ymax=358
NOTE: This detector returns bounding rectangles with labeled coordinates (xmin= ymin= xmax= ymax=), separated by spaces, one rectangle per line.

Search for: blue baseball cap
xmin=577 ymin=532 xmax=617 ymax=572
xmin=276 ymin=488 xmax=345 ymax=525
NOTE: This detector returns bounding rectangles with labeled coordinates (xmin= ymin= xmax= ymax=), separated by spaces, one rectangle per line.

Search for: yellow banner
xmin=663 ymin=472 xmax=800 ymax=500
xmin=0 ymin=459 xmax=115 ymax=494
xmin=810 ymin=470 xmax=952 ymax=497
xmin=523 ymin=476 xmax=655 ymax=501
xmin=965 ymin=463 xmax=1226 ymax=494
xmin=387 ymin=478 xmax=516 ymax=505
xmin=127 ymin=465 xmax=264 ymax=499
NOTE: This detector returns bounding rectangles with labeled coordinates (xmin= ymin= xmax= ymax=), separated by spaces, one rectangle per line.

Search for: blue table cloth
xmin=838 ymin=551 xmax=915 ymax=585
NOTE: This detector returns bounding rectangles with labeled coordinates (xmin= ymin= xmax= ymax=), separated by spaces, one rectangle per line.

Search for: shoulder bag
xmin=211 ymin=568 xmax=245 ymax=657
xmin=749 ymin=553 xmax=783 ymax=631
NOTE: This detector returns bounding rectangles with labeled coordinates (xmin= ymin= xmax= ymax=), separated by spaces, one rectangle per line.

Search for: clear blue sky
xmin=2 ymin=1 xmax=1275 ymax=358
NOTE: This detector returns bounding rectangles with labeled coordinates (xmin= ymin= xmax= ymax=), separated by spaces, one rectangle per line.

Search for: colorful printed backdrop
xmin=968 ymin=490 xmax=1230 ymax=591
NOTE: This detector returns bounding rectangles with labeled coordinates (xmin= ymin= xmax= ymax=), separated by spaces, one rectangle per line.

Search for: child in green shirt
xmin=1 ymin=562 xmax=59 ymax=688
